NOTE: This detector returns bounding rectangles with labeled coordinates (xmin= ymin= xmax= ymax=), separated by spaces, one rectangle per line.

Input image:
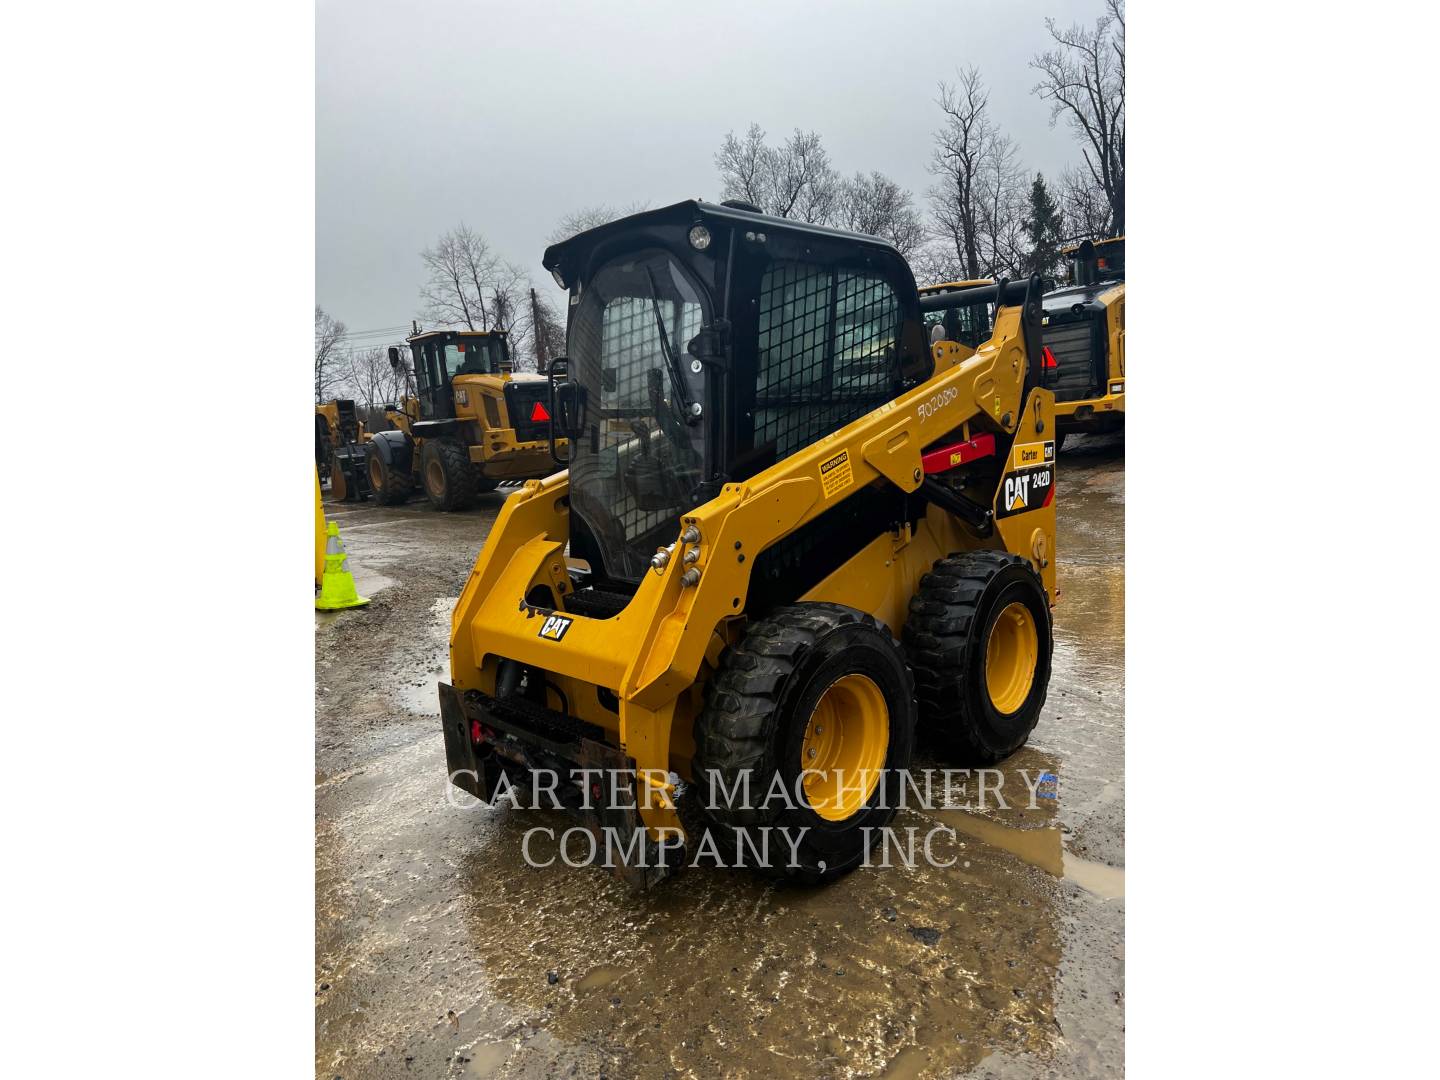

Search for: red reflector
xmin=920 ymin=433 xmax=996 ymax=475
xmin=530 ymin=401 xmax=551 ymax=422
xmin=1042 ymin=346 xmax=1058 ymax=369
xmin=470 ymin=719 xmax=484 ymax=743
xmin=457 ymin=343 xmax=466 ymax=351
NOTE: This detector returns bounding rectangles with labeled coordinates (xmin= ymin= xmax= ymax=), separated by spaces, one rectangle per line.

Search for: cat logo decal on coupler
xmin=537 ymin=614 xmax=573 ymax=641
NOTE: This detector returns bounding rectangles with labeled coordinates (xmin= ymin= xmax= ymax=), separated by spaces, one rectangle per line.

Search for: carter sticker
xmin=819 ymin=449 xmax=854 ymax=498
xmin=1011 ymin=440 xmax=1056 ymax=470
xmin=996 ymin=464 xmax=1055 ymax=518
xmin=538 ymin=614 xmax=573 ymax=641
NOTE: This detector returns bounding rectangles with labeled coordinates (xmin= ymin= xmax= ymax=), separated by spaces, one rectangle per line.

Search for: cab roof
xmin=1060 ymin=235 xmax=1125 ymax=256
xmin=542 ymin=199 xmax=904 ymax=287
xmin=407 ymin=328 xmax=508 ymax=343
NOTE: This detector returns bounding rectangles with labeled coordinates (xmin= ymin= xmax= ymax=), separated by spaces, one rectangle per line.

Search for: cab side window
xmin=754 ymin=260 xmax=899 ymax=461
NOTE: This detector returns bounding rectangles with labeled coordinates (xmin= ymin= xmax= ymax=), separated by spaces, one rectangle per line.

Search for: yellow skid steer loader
xmin=439 ymin=201 xmax=1058 ymax=886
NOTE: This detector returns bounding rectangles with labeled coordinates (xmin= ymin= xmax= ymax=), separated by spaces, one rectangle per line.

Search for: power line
xmin=339 ymin=323 xmax=411 ymax=336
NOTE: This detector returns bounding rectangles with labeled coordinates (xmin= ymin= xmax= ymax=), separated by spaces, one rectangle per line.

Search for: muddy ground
xmin=316 ymin=433 xmax=1124 ymax=1079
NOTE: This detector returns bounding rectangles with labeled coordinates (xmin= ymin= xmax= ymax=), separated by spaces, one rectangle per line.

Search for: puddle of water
xmin=394 ymin=596 xmax=459 ymax=716
xmin=930 ymin=809 xmax=1064 ymax=877
xmin=929 ymin=809 xmax=1123 ymax=899
xmin=574 ymin=965 xmax=629 ymax=992
xmin=450 ymin=805 xmax=1065 ymax=1079
xmin=881 ymin=1045 xmax=929 ymax=1079
xmin=1062 ymin=853 xmax=1125 ymax=900
xmin=461 ymin=1039 xmax=511 ymax=1076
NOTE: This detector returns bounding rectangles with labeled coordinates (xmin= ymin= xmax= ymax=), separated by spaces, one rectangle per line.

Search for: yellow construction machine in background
xmin=365 ymin=329 xmax=562 ymax=511
xmin=1046 ymin=237 xmax=1125 ymax=447
xmin=315 ymin=399 xmax=371 ymax=501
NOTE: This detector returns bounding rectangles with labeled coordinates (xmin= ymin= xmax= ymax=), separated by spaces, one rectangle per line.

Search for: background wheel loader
xmin=1046 ymin=236 xmax=1125 ymax=449
xmin=364 ymin=329 xmax=562 ymax=511
xmin=438 ymin=201 xmax=1058 ymax=887
xmin=315 ymin=398 xmax=371 ymax=501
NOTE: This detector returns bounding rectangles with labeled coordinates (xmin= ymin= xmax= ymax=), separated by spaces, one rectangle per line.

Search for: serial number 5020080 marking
xmin=917 ymin=387 xmax=958 ymax=422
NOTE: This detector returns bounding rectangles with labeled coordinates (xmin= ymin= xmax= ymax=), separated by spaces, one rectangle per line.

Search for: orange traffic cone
xmin=315 ymin=520 xmax=370 ymax=610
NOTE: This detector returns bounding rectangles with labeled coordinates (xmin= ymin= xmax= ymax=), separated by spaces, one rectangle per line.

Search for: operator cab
xmin=407 ymin=329 xmax=513 ymax=420
xmin=543 ymin=199 xmax=932 ymax=593
xmin=918 ymin=279 xmax=996 ymax=351
xmin=1062 ymin=236 xmax=1125 ymax=286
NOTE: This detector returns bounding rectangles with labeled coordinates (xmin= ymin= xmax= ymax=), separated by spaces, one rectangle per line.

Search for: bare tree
xmin=340 ymin=346 xmax=406 ymax=410
xmin=529 ymin=288 xmax=565 ymax=374
xmin=926 ymin=69 xmax=994 ymax=281
xmin=1057 ymin=165 xmax=1112 ymax=242
xmin=926 ymin=68 xmax=1029 ymax=281
xmin=547 ymin=202 xmax=650 ymax=245
xmin=714 ymin=123 xmax=771 ymax=209
xmin=1032 ymin=0 xmax=1125 ymax=235
xmin=715 ymin=124 xmax=839 ymax=222
xmin=974 ymin=130 xmax=1029 ymax=278
xmin=420 ymin=224 xmax=548 ymax=370
xmin=493 ymin=267 xmax=549 ymax=373
xmin=419 ymin=228 xmax=482 ymax=329
xmin=419 ymin=223 xmax=528 ymax=333
xmin=314 ymin=306 xmax=347 ymax=403
xmin=775 ymin=129 xmax=839 ymax=223
xmin=836 ymin=171 xmax=925 ymax=258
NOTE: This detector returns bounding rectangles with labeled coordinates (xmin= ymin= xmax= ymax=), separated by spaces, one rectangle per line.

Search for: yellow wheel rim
xmin=369 ymin=455 xmax=384 ymax=491
xmin=799 ymin=673 xmax=889 ymax=822
xmin=985 ymin=602 xmax=1038 ymax=714
xmin=425 ymin=457 xmax=445 ymax=495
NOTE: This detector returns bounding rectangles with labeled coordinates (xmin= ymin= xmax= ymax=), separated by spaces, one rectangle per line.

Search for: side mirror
xmin=388 ymin=346 xmax=403 ymax=372
xmin=546 ymin=357 xmax=587 ymax=465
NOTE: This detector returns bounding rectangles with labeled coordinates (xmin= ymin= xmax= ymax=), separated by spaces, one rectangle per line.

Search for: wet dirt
xmin=315 ymin=432 xmax=1124 ymax=1079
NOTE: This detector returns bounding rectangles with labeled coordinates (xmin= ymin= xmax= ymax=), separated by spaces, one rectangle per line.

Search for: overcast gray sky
xmin=317 ymin=0 xmax=1098 ymax=342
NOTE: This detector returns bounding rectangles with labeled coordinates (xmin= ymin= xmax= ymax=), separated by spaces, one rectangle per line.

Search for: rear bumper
xmin=467 ymin=434 xmax=563 ymax=478
xmin=1055 ymin=387 xmax=1124 ymax=430
xmin=438 ymin=681 xmax=682 ymax=888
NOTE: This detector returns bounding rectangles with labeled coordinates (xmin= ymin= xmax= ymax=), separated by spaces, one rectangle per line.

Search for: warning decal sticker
xmin=819 ymin=449 xmax=854 ymax=499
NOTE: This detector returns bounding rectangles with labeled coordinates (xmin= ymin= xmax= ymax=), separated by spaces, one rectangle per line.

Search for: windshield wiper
xmin=644 ymin=267 xmax=698 ymax=425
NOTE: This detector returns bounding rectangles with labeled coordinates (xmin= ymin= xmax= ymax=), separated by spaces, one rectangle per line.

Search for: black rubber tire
xmin=692 ymin=602 xmax=916 ymax=883
xmin=421 ymin=438 xmax=477 ymax=511
xmin=365 ymin=442 xmax=411 ymax=506
xmin=902 ymin=550 xmax=1052 ymax=765
xmin=471 ymin=468 xmax=500 ymax=494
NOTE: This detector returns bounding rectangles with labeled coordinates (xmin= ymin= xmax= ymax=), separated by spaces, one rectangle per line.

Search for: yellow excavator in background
xmin=365 ymin=329 xmax=562 ymax=511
